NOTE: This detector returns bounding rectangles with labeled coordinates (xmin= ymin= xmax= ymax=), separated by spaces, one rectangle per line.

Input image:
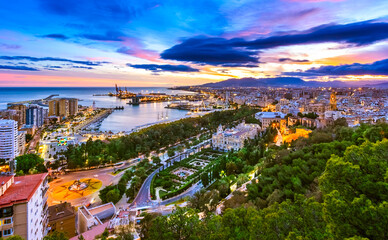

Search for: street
xmin=128 ymin=140 xmax=211 ymax=210
xmin=47 ymin=160 xmax=133 ymax=206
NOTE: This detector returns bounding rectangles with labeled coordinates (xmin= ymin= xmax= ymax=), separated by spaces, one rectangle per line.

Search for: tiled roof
xmin=0 ymin=173 xmax=47 ymax=207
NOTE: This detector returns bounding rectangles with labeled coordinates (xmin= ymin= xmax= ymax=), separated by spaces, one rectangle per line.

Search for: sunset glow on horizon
xmin=0 ymin=0 xmax=388 ymax=87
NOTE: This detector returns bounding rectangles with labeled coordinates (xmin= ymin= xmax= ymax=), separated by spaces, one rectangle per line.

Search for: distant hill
xmin=200 ymin=77 xmax=303 ymax=87
xmin=200 ymin=77 xmax=352 ymax=88
xmin=368 ymin=81 xmax=388 ymax=88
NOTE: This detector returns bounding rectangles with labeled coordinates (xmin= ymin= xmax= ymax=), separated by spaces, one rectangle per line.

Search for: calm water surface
xmin=0 ymin=87 xmax=190 ymax=132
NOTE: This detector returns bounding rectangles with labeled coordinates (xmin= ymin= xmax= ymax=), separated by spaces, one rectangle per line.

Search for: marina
xmin=0 ymin=87 xmax=194 ymax=133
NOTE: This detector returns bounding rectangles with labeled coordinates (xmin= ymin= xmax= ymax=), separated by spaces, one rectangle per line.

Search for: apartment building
xmin=49 ymin=98 xmax=78 ymax=118
xmin=0 ymin=173 xmax=49 ymax=240
xmin=26 ymin=105 xmax=47 ymax=128
xmin=5 ymin=104 xmax=26 ymax=127
xmin=47 ymin=202 xmax=76 ymax=238
xmin=0 ymin=120 xmax=18 ymax=171
xmin=16 ymin=131 xmax=26 ymax=156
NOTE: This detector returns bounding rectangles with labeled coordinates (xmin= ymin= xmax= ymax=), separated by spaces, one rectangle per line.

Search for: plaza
xmin=171 ymin=167 xmax=197 ymax=179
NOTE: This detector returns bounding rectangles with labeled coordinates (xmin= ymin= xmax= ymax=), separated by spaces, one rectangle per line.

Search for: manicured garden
xmin=150 ymin=149 xmax=224 ymax=200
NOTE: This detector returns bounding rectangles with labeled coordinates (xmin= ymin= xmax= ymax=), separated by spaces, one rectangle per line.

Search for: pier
xmin=74 ymin=108 xmax=114 ymax=132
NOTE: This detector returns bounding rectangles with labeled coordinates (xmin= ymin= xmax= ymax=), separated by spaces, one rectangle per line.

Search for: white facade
xmin=0 ymin=173 xmax=49 ymax=240
xmin=0 ymin=120 xmax=18 ymax=160
xmin=27 ymin=178 xmax=49 ymax=240
xmin=17 ymin=131 xmax=26 ymax=156
xmin=324 ymin=111 xmax=342 ymax=120
xmin=212 ymin=122 xmax=260 ymax=151
xmin=255 ymin=112 xmax=286 ymax=128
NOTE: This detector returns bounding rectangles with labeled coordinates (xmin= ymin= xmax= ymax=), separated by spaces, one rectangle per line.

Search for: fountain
xmin=68 ymin=179 xmax=88 ymax=191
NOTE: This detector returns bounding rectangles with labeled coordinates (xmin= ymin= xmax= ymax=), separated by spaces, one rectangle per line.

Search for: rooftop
xmin=0 ymin=119 xmax=17 ymax=125
xmin=0 ymin=173 xmax=48 ymax=207
xmin=0 ymin=175 xmax=14 ymax=186
xmin=88 ymin=202 xmax=115 ymax=216
xmin=255 ymin=112 xmax=286 ymax=118
xmin=48 ymin=202 xmax=75 ymax=222
xmin=70 ymin=222 xmax=109 ymax=240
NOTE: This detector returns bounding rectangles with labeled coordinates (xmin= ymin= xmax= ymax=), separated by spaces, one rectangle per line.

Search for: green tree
xmin=101 ymin=228 xmax=109 ymax=240
xmin=15 ymin=154 xmax=46 ymax=174
xmin=225 ymin=162 xmax=238 ymax=175
xmin=363 ymin=125 xmax=384 ymax=142
xmin=152 ymin=156 xmax=161 ymax=165
xmin=333 ymin=117 xmax=348 ymax=127
xmin=139 ymin=212 xmax=161 ymax=240
xmin=116 ymin=224 xmax=134 ymax=240
xmin=201 ymin=172 xmax=209 ymax=187
xmin=319 ymin=140 xmax=388 ymax=239
xmin=167 ymin=148 xmax=175 ymax=158
xmin=43 ymin=231 xmax=69 ymax=240
xmin=188 ymin=190 xmax=220 ymax=213
xmin=99 ymin=185 xmax=122 ymax=204
xmin=105 ymin=188 xmax=121 ymax=204
xmin=5 ymin=236 xmax=24 ymax=240
xmin=25 ymin=133 xmax=33 ymax=142
xmin=148 ymin=207 xmax=203 ymax=240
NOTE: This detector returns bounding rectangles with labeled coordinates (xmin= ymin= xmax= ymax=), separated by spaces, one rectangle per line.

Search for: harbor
xmin=106 ymin=84 xmax=206 ymax=105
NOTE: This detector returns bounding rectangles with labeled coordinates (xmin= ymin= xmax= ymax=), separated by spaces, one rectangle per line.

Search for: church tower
xmin=217 ymin=124 xmax=223 ymax=134
xmin=330 ymin=92 xmax=337 ymax=111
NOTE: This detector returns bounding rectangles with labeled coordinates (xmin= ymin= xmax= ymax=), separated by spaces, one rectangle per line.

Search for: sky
xmin=0 ymin=0 xmax=388 ymax=87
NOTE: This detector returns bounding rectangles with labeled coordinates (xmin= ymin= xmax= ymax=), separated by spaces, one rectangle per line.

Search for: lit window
xmin=3 ymin=218 xmax=12 ymax=225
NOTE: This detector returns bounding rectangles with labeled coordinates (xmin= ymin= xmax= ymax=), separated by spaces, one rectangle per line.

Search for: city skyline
xmin=1 ymin=0 xmax=388 ymax=87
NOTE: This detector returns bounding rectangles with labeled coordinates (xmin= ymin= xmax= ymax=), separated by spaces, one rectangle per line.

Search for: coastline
xmin=75 ymin=108 xmax=114 ymax=132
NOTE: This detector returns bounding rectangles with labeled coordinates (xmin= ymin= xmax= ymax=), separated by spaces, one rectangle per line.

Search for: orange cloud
xmin=317 ymin=55 xmax=385 ymax=65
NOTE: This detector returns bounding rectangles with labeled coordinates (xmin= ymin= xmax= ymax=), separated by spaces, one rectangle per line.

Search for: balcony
xmin=42 ymin=195 xmax=48 ymax=205
xmin=41 ymin=203 xmax=48 ymax=217
xmin=41 ymin=184 xmax=49 ymax=197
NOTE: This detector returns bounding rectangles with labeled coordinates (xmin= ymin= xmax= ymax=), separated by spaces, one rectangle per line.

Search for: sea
xmin=0 ymin=87 xmax=192 ymax=132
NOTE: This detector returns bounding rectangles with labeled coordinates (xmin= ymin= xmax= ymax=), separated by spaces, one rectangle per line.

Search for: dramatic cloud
xmin=81 ymin=31 xmax=125 ymax=42
xmin=162 ymin=20 xmax=388 ymax=66
xmin=161 ymin=37 xmax=259 ymax=67
xmin=0 ymin=65 xmax=39 ymax=71
xmin=42 ymin=34 xmax=68 ymax=40
xmin=128 ymin=64 xmax=199 ymax=73
xmin=283 ymin=58 xmax=388 ymax=76
xmin=241 ymin=20 xmax=388 ymax=49
xmin=279 ymin=58 xmax=310 ymax=63
xmin=0 ymin=56 xmax=109 ymax=66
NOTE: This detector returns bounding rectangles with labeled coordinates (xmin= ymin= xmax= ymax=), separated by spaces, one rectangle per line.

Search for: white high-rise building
xmin=0 ymin=120 xmax=18 ymax=161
